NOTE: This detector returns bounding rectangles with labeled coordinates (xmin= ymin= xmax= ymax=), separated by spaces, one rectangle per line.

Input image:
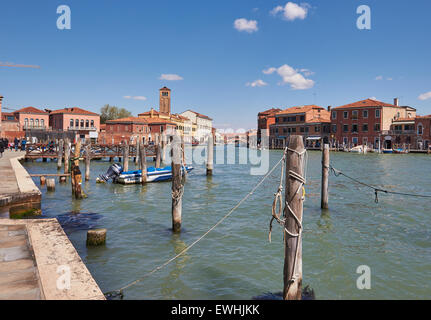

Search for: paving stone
xmin=0 ymin=246 xmax=31 ymax=262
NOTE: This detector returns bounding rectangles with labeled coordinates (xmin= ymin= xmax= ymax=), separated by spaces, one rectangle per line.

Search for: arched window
xmin=30 ymin=119 xmax=34 ymax=127
xmin=75 ymin=119 xmax=79 ymax=127
xmin=418 ymin=123 xmax=424 ymax=135
xmin=70 ymin=119 xmax=74 ymax=128
xmin=24 ymin=118 xmax=28 ymax=127
xmin=90 ymin=120 xmax=94 ymax=128
xmin=41 ymin=119 xmax=44 ymax=127
xmin=86 ymin=120 xmax=89 ymax=128
xmin=80 ymin=119 xmax=84 ymax=128
xmin=35 ymin=119 xmax=39 ymax=127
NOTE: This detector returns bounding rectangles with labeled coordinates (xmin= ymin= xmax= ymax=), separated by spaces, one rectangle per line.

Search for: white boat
xmin=116 ymin=166 xmax=193 ymax=184
xmin=349 ymin=145 xmax=373 ymax=153
xmin=97 ymin=163 xmax=193 ymax=184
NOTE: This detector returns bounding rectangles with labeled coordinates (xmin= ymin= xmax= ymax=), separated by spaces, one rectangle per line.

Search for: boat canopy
xmin=306 ymin=136 xmax=321 ymax=141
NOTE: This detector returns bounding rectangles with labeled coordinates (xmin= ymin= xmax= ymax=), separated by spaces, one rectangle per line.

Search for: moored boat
xmin=382 ymin=149 xmax=393 ymax=154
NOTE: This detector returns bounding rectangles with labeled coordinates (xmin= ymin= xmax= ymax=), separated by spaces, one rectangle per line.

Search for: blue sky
xmin=1 ymin=0 xmax=430 ymax=129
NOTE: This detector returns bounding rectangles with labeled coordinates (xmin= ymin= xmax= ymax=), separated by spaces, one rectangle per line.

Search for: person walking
xmin=14 ymin=137 xmax=19 ymax=152
xmin=0 ymin=139 xmax=4 ymax=158
xmin=21 ymin=138 xmax=27 ymax=151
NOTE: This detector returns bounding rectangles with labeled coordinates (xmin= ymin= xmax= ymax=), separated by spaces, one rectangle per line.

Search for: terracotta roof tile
xmin=106 ymin=117 xmax=148 ymax=124
xmin=14 ymin=106 xmax=47 ymax=114
xmin=50 ymin=107 xmax=99 ymax=116
xmin=333 ymin=99 xmax=397 ymax=109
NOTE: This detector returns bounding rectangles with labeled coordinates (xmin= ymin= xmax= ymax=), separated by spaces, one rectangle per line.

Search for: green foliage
xmin=100 ymin=104 xmax=132 ymax=124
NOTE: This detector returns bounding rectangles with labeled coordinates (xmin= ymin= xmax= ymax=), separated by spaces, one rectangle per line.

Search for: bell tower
xmin=159 ymin=87 xmax=171 ymax=114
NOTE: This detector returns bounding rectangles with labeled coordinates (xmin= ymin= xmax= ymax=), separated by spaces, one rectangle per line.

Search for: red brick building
xmin=103 ymin=117 xmax=150 ymax=144
xmin=257 ymin=108 xmax=281 ymax=146
xmin=330 ymin=98 xmax=416 ymax=149
xmin=414 ymin=116 xmax=431 ymax=149
xmin=269 ymin=105 xmax=331 ymax=148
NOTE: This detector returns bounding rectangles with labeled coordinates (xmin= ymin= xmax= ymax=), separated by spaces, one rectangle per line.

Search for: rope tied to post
xmin=330 ymin=165 xmax=431 ymax=203
xmin=269 ymin=146 xmax=308 ymax=292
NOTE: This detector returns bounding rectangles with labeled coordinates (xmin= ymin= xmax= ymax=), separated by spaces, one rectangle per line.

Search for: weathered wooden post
xmin=123 ymin=142 xmax=129 ymax=172
xmin=86 ymin=229 xmax=107 ymax=246
xmin=85 ymin=144 xmax=91 ymax=181
xmin=284 ymin=135 xmax=305 ymax=300
xmin=155 ymin=140 xmax=161 ymax=169
xmin=206 ymin=135 xmax=214 ymax=176
xmin=57 ymin=139 xmax=64 ymax=170
xmin=135 ymin=139 xmax=140 ymax=165
xmin=46 ymin=178 xmax=55 ymax=191
xmin=171 ymin=135 xmax=183 ymax=232
xmin=71 ymin=140 xmax=84 ymax=199
xmin=139 ymin=143 xmax=147 ymax=184
xmin=64 ymin=138 xmax=70 ymax=174
xmin=321 ymin=144 xmax=329 ymax=209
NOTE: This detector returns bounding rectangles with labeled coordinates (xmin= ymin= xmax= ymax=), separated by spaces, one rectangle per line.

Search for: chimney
xmin=327 ymin=106 xmax=332 ymax=111
xmin=394 ymin=98 xmax=399 ymax=106
xmin=150 ymin=108 xmax=154 ymax=117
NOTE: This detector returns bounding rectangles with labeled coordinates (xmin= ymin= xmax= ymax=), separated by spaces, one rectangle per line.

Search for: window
xmin=343 ymin=137 xmax=348 ymax=145
xmin=86 ymin=120 xmax=89 ymax=128
xmin=343 ymin=124 xmax=348 ymax=132
xmin=352 ymin=111 xmax=358 ymax=120
xmin=30 ymin=119 xmax=34 ymax=127
xmin=352 ymin=137 xmax=358 ymax=145
xmin=305 ymin=127 xmax=309 ymax=133
xmin=292 ymin=127 xmax=296 ymax=133
xmin=418 ymin=124 xmax=423 ymax=135
xmin=91 ymin=120 xmax=94 ymax=128
xmin=283 ymin=128 xmax=287 ymax=134
xmin=363 ymin=110 xmax=368 ymax=118
xmin=332 ymin=111 xmax=337 ymax=120
xmin=374 ymin=123 xmax=381 ymax=131
xmin=76 ymin=119 xmax=79 ymax=127
xmin=315 ymin=126 xmax=320 ymax=132
xmin=363 ymin=137 xmax=368 ymax=145
xmin=35 ymin=119 xmax=39 ymax=127
xmin=300 ymin=115 xmax=305 ymax=121
xmin=376 ymin=109 xmax=381 ymax=118
xmin=162 ymin=92 xmax=169 ymax=96
xmin=24 ymin=118 xmax=28 ymax=127
xmin=332 ymin=124 xmax=337 ymax=133
xmin=81 ymin=120 xmax=84 ymax=127
xmin=362 ymin=124 xmax=368 ymax=132
xmin=352 ymin=124 xmax=358 ymax=133
xmin=41 ymin=119 xmax=44 ymax=127
xmin=343 ymin=111 xmax=348 ymax=119
xmin=275 ymin=118 xmax=279 ymax=123
xmin=300 ymin=127 xmax=305 ymax=133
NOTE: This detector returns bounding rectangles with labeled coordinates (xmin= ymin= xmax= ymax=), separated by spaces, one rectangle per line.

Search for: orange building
xmin=49 ymin=107 xmax=100 ymax=142
xmin=269 ymin=105 xmax=331 ymax=148
xmin=331 ymin=98 xmax=416 ymax=148
xmin=257 ymin=108 xmax=282 ymax=146
xmin=103 ymin=117 xmax=150 ymax=144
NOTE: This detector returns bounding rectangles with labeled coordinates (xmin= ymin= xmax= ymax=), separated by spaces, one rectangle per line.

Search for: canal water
xmin=22 ymin=147 xmax=431 ymax=299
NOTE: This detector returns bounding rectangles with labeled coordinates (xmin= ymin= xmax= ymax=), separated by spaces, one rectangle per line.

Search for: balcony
xmin=68 ymin=126 xmax=98 ymax=131
xmin=388 ymin=130 xmax=416 ymax=135
xmin=23 ymin=125 xmax=47 ymax=130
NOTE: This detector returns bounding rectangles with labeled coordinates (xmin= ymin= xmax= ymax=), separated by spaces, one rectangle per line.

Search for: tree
xmin=100 ymin=104 xmax=132 ymax=124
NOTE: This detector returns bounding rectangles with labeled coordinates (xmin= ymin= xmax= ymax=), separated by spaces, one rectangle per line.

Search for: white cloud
xmin=264 ymin=64 xmax=315 ymax=90
xmin=369 ymin=96 xmax=378 ymax=100
xmin=375 ymin=76 xmax=383 ymax=80
xmin=124 ymin=96 xmax=147 ymax=100
xmin=234 ymin=18 xmax=258 ymax=33
xmin=246 ymin=79 xmax=268 ymax=87
xmin=418 ymin=91 xmax=431 ymax=101
xmin=271 ymin=2 xmax=309 ymax=21
xmin=159 ymin=74 xmax=183 ymax=81
xmin=262 ymin=67 xmax=277 ymax=74
xmin=300 ymin=68 xmax=315 ymax=76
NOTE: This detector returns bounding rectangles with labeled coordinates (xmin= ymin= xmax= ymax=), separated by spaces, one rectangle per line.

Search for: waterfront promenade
xmin=0 ymin=150 xmax=105 ymax=300
xmin=0 ymin=150 xmax=41 ymax=212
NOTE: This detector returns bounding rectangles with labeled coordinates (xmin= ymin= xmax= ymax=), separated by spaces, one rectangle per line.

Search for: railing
xmin=23 ymin=125 xmax=47 ymax=130
xmin=388 ymin=130 xmax=416 ymax=135
xmin=67 ymin=126 xmax=98 ymax=131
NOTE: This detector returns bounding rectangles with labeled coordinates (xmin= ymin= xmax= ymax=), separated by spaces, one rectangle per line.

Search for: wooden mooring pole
xmin=140 ymin=143 xmax=147 ymax=185
xmin=206 ymin=135 xmax=214 ymax=176
xmin=64 ymin=138 xmax=70 ymax=174
xmin=135 ymin=139 xmax=140 ymax=166
xmin=85 ymin=144 xmax=91 ymax=181
xmin=71 ymin=140 xmax=84 ymax=199
xmin=123 ymin=142 xmax=129 ymax=172
xmin=171 ymin=136 xmax=183 ymax=232
xmin=283 ymin=135 xmax=305 ymax=300
xmin=321 ymin=144 xmax=329 ymax=209
xmin=57 ymin=139 xmax=64 ymax=170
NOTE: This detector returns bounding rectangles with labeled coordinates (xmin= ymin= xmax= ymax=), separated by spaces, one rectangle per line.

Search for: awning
xmin=306 ymin=136 xmax=321 ymax=141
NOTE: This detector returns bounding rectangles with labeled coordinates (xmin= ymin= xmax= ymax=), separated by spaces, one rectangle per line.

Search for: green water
xmin=21 ymin=148 xmax=431 ymax=299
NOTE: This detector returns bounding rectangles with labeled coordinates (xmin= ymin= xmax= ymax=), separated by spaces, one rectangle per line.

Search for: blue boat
xmin=97 ymin=163 xmax=193 ymax=184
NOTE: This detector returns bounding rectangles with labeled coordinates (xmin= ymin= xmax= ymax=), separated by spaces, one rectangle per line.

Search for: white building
xmin=180 ymin=110 xmax=213 ymax=143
